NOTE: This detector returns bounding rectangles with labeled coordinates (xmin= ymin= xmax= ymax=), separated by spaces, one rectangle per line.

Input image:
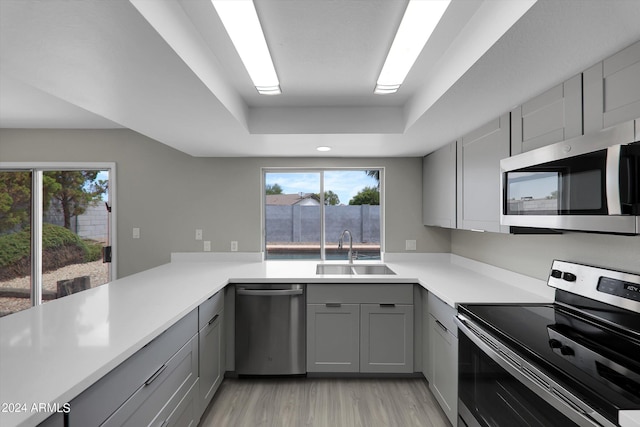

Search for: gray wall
xmin=451 ymin=229 xmax=640 ymax=279
xmin=0 ymin=129 xmax=450 ymax=278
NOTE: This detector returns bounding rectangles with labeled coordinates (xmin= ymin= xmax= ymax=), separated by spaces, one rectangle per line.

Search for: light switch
xmin=405 ymin=239 xmax=416 ymax=251
xmin=133 ymin=228 xmax=140 ymax=239
xmin=195 ymin=229 xmax=203 ymax=240
xmin=231 ymin=241 xmax=238 ymax=252
xmin=204 ymin=241 xmax=211 ymax=252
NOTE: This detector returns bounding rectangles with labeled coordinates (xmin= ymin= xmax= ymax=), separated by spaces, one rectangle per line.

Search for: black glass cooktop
xmin=458 ymin=301 xmax=640 ymax=422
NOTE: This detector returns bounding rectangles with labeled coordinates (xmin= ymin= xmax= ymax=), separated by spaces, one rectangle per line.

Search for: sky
xmin=265 ymin=170 xmax=379 ymax=205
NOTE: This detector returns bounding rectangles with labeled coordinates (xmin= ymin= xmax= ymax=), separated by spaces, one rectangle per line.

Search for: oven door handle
xmin=455 ymin=315 xmax=615 ymax=427
xmin=606 ymin=145 xmax=622 ymax=215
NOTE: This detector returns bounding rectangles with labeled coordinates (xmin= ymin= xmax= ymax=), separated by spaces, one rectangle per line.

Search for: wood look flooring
xmin=198 ymin=378 xmax=450 ymax=427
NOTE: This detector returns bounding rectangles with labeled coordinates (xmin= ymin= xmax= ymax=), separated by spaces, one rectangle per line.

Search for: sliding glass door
xmin=0 ymin=164 xmax=115 ymax=317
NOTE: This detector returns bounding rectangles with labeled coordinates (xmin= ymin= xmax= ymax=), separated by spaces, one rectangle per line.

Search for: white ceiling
xmin=1 ymin=0 xmax=640 ymax=157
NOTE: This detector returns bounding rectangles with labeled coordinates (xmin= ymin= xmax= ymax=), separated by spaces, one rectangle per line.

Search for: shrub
xmin=0 ymin=224 xmax=91 ymax=280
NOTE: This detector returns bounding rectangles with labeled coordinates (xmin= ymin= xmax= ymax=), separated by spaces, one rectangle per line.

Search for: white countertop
xmin=0 ymin=253 xmax=563 ymax=426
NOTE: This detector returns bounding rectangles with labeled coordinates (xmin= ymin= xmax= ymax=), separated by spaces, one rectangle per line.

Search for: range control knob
xmin=549 ymin=339 xmax=562 ymax=349
xmin=562 ymin=272 xmax=577 ymax=282
xmin=560 ymin=345 xmax=575 ymax=356
xmin=551 ymin=269 xmax=563 ymax=279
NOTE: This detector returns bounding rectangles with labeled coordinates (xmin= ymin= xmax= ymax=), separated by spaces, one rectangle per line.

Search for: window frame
xmin=0 ymin=162 xmax=117 ymax=308
xmin=261 ymin=167 xmax=384 ymax=260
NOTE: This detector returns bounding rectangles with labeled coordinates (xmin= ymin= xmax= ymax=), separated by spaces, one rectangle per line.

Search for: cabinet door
xmin=457 ymin=113 xmax=510 ymax=233
xmin=429 ymin=314 xmax=458 ymax=426
xmin=360 ymin=304 xmax=414 ymax=373
xmin=307 ymin=303 xmax=360 ymax=372
xmin=167 ymin=380 xmax=198 ymax=427
xmin=584 ymin=40 xmax=640 ymax=133
xmin=511 ymin=74 xmax=582 ymax=155
xmin=102 ymin=335 xmax=199 ymax=427
xmin=423 ymin=141 xmax=457 ymax=228
xmin=199 ymin=309 xmax=223 ymax=417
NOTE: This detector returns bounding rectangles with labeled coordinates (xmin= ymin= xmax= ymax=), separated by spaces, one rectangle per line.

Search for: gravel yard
xmin=0 ymin=260 xmax=109 ymax=316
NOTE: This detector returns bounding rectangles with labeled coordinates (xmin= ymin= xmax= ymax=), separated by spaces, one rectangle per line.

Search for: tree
xmin=44 ymin=171 xmax=107 ymax=230
xmin=265 ymin=183 xmax=283 ymax=195
xmin=366 ymin=170 xmax=380 ymax=188
xmin=349 ymin=186 xmax=379 ymax=205
xmin=323 ymin=190 xmax=340 ymax=206
xmin=0 ymin=172 xmax=59 ymax=233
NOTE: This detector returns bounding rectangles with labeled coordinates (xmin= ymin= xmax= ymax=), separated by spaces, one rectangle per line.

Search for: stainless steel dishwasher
xmin=235 ymin=284 xmax=306 ymax=375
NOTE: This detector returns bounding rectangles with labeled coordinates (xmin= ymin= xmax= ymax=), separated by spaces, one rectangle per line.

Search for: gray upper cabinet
xmin=457 ymin=113 xmax=510 ymax=233
xmin=360 ymin=303 xmax=413 ymax=373
xmin=584 ymin=40 xmax=640 ymax=133
xmin=511 ymin=74 xmax=582 ymax=155
xmin=423 ymin=141 xmax=457 ymax=228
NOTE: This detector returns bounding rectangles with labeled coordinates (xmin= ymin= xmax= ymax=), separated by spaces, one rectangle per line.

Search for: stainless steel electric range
xmin=456 ymin=260 xmax=640 ymax=427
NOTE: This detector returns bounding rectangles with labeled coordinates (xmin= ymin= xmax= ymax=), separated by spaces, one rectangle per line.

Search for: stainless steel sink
xmin=351 ymin=265 xmax=396 ymax=275
xmin=315 ymin=264 xmax=396 ymax=275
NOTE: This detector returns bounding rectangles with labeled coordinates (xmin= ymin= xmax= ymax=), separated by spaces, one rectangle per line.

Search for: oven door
xmin=456 ymin=316 xmax=615 ymax=427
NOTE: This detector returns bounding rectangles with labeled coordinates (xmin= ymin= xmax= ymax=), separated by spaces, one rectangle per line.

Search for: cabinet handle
xmin=380 ymin=303 xmax=395 ymax=308
xmin=208 ymin=314 xmax=219 ymax=326
xmin=145 ymin=364 xmax=167 ymax=386
xmin=326 ymin=303 xmax=341 ymax=307
xmin=435 ymin=319 xmax=448 ymax=332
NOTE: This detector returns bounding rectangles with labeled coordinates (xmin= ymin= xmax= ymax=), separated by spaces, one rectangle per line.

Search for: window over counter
xmin=263 ymin=168 xmax=383 ymax=260
xmin=0 ymin=163 xmax=116 ymax=317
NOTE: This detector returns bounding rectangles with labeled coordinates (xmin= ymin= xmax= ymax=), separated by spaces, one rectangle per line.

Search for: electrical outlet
xmin=195 ymin=229 xmax=203 ymax=240
xmin=405 ymin=239 xmax=417 ymax=251
xmin=231 ymin=241 xmax=238 ymax=252
xmin=133 ymin=227 xmax=140 ymax=239
xmin=204 ymin=241 xmax=211 ymax=252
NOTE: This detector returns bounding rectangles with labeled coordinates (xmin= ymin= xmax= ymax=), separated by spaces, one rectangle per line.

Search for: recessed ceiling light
xmin=375 ymin=0 xmax=451 ymax=95
xmin=316 ymin=146 xmax=332 ymax=152
xmin=212 ymin=0 xmax=281 ymax=95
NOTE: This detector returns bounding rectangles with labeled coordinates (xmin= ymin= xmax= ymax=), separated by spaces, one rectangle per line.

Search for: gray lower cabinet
xmin=427 ymin=295 xmax=458 ymax=427
xmin=198 ymin=291 xmax=225 ymax=418
xmin=511 ymin=74 xmax=582 ymax=155
xmin=421 ymin=290 xmax=431 ymax=383
xmin=101 ymin=336 xmax=199 ymax=427
xmin=360 ymin=303 xmax=413 ymax=373
xmin=68 ymin=309 xmax=198 ymax=426
xmin=584 ymin=40 xmax=640 ymax=133
xmin=37 ymin=413 xmax=64 ymax=427
xmin=307 ymin=303 xmax=360 ymax=372
xmin=457 ymin=113 xmax=510 ymax=233
xmin=423 ymin=140 xmax=457 ymax=228
xmin=307 ymin=284 xmax=414 ymax=374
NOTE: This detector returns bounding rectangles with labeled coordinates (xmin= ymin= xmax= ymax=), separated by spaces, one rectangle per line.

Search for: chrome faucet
xmin=338 ymin=229 xmax=355 ymax=264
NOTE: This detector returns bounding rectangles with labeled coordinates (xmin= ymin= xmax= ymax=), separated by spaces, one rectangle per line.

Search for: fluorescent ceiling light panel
xmin=375 ymin=0 xmax=451 ymax=94
xmin=212 ymin=0 xmax=281 ymax=95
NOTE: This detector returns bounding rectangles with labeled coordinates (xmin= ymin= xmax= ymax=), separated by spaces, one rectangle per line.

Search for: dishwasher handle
xmin=237 ymin=288 xmax=303 ymax=297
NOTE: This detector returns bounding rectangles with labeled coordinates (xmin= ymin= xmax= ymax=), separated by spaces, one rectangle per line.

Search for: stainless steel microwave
xmin=500 ymin=120 xmax=639 ymax=235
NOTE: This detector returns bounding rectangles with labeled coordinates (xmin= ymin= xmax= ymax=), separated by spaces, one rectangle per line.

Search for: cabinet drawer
xmin=307 ymin=284 xmax=413 ymax=304
xmin=101 ymin=334 xmax=199 ymax=426
xmin=69 ymin=309 xmax=198 ymax=426
xmin=427 ymin=295 xmax=457 ymax=338
xmin=199 ymin=290 xmax=224 ymax=330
